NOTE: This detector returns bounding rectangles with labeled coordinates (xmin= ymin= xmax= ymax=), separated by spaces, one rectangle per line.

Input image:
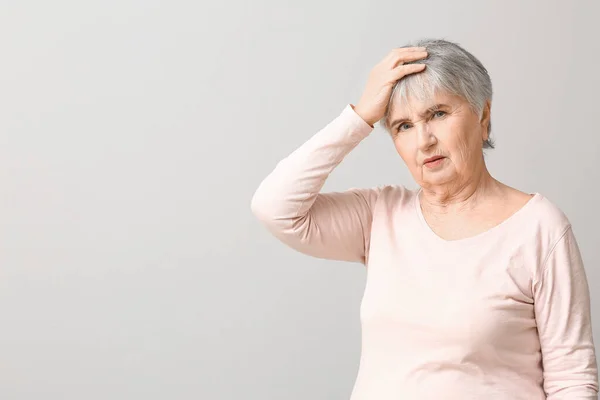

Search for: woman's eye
xmin=397 ymin=112 xmax=445 ymax=133
xmin=398 ymin=123 xmax=411 ymax=132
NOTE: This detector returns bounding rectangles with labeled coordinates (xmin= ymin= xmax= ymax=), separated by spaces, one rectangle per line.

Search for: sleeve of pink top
xmin=250 ymin=104 xmax=383 ymax=265
xmin=533 ymin=225 xmax=599 ymax=399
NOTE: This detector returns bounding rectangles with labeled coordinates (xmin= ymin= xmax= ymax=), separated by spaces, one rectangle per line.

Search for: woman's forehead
xmin=391 ymin=91 xmax=461 ymax=117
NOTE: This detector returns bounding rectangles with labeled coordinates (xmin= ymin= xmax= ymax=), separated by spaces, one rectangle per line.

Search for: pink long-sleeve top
xmin=250 ymin=103 xmax=599 ymax=399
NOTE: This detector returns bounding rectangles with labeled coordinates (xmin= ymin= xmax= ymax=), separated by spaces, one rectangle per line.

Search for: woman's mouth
xmin=424 ymin=156 xmax=446 ymax=168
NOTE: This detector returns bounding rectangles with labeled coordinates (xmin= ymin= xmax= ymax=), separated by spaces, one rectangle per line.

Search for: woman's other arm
xmin=533 ymin=225 xmax=599 ymax=399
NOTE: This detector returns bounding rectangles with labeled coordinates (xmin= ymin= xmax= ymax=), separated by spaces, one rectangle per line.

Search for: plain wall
xmin=0 ymin=0 xmax=598 ymax=399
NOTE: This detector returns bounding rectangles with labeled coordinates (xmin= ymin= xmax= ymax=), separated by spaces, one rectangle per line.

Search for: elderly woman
xmin=250 ymin=38 xmax=598 ymax=399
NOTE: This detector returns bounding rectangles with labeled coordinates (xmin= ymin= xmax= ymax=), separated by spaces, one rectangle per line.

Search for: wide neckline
xmin=414 ymin=188 xmax=543 ymax=246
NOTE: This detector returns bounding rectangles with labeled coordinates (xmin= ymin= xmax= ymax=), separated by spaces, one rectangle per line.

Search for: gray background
xmin=0 ymin=0 xmax=598 ymax=399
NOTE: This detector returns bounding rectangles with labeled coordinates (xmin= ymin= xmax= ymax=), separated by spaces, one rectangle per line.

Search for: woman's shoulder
xmin=529 ymin=192 xmax=570 ymax=223
xmin=370 ymin=184 xmax=418 ymax=201
xmin=350 ymin=183 xmax=416 ymax=199
xmin=490 ymin=186 xmax=570 ymax=233
xmin=360 ymin=184 xmax=418 ymax=214
xmin=518 ymin=191 xmax=573 ymax=245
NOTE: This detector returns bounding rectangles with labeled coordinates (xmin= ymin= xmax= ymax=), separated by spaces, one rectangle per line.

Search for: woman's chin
xmin=421 ymin=169 xmax=455 ymax=186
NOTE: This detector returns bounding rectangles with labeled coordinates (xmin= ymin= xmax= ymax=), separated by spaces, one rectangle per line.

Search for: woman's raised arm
xmin=251 ymin=104 xmax=382 ymax=265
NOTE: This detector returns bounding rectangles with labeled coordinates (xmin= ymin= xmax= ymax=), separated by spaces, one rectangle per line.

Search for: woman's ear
xmin=480 ymin=100 xmax=491 ymax=140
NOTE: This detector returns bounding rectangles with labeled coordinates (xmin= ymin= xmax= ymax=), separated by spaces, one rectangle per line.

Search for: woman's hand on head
xmin=353 ymin=47 xmax=428 ymax=127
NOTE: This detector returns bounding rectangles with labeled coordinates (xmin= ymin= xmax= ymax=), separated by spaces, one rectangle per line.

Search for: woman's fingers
xmin=391 ymin=63 xmax=427 ymax=80
xmin=382 ymin=46 xmax=426 ymax=63
xmin=354 ymin=47 xmax=428 ymax=127
xmin=389 ymin=49 xmax=428 ymax=69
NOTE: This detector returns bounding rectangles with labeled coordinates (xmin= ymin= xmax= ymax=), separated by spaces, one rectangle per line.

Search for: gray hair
xmin=380 ymin=38 xmax=495 ymax=149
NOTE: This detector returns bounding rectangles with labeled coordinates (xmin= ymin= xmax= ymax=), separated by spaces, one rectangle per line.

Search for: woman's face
xmin=387 ymin=91 xmax=490 ymax=190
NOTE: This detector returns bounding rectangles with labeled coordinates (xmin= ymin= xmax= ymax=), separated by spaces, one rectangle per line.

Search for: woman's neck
xmin=419 ymin=167 xmax=502 ymax=216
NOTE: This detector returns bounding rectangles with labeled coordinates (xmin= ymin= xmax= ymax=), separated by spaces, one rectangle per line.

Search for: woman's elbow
xmin=250 ymin=188 xmax=296 ymax=231
xmin=250 ymin=188 xmax=270 ymax=222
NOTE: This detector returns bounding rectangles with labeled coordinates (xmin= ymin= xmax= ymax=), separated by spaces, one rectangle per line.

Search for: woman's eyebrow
xmin=390 ymin=103 xmax=449 ymax=129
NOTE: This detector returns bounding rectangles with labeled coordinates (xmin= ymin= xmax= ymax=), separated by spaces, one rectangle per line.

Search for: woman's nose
xmin=416 ymin=122 xmax=437 ymax=148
